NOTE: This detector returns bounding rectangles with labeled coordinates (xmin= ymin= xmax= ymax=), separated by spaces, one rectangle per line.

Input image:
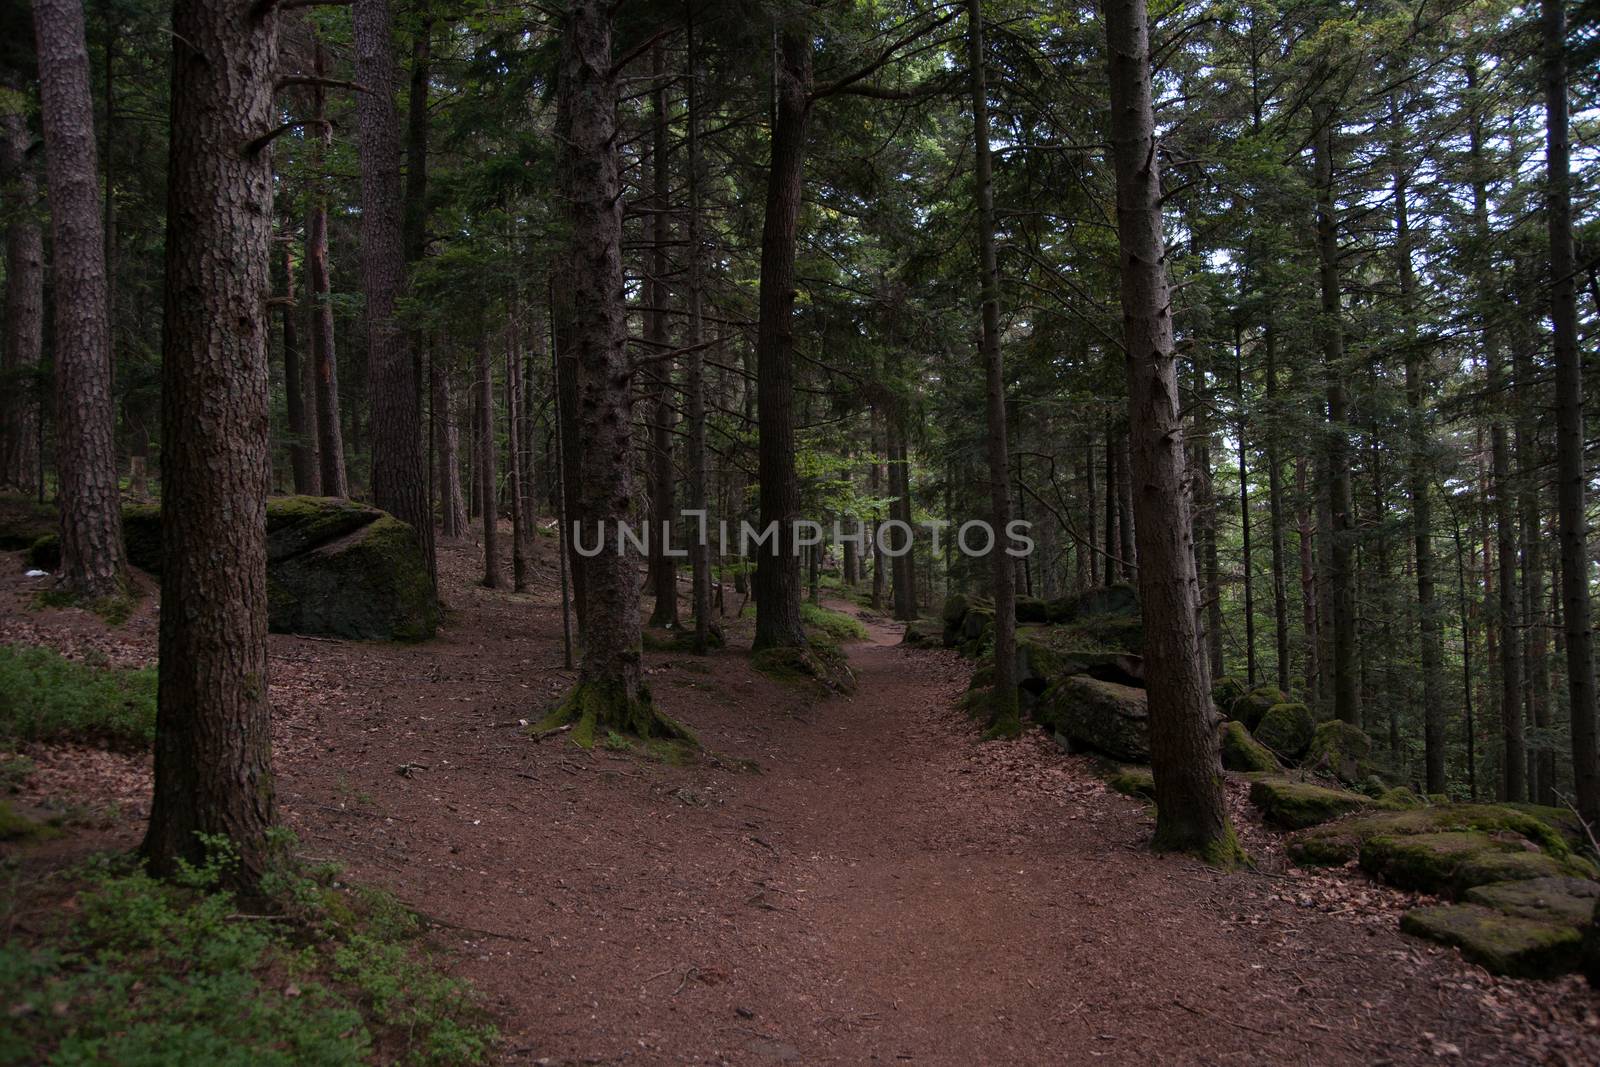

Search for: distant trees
xmin=33 ymin=0 xmax=123 ymax=598
xmin=0 ymin=69 xmax=42 ymax=493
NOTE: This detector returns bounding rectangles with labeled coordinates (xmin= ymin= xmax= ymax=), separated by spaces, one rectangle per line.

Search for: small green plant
xmin=0 ymin=644 xmax=158 ymax=749
xmin=800 ymin=602 xmax=868 ymax=644
xmin=0 ymin=837 xmax=497 ymax=1066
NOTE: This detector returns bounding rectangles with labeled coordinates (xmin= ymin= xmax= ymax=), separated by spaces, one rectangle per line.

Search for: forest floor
xmin=4 ymin=530 xmax=1600 ymax=1065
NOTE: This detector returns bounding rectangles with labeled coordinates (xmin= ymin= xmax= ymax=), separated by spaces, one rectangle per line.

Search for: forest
xmin=2 ymin=0 xmax=1600 ymax=1061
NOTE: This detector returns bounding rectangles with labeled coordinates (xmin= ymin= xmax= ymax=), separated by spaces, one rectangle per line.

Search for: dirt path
xmin=5 ymin=542 xmax=1599 ymax=1064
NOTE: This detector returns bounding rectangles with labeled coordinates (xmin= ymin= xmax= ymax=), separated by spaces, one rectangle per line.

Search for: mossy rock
xmin=1253 ymin=702 xmax=1315 ymax=759
xmin=25 ymin=533 xmax=59 ymax=571
xmin=1303 ymin=719 xmax=1375 ymax=784
xmin=1503 ymin=802 xmax=1593 ymax=853
xmin=1456 ymin=849 xmax=1596 ymax=887
xmin=1401 ymin=904 xmax=1584 ymax=979
xmin=1107 ymin=766 xmax=1155 ymax=800
xmin=644 ymin=626 xmax=726 ymax=653
xmin=962 ymin=607 xmax=994 ymax=642
xmin=751 ymin=639 xmax=855 ymax=694
xmin=1248 ymin=776 xmax=1368 ymax=830
xmin=1211 ymin=675 xmax=1247 ymax=712
xmin=1035 ymin=675 xmax=1149 ymax=762
xmin=900 ymin=618 xmax=944 ymax=646
xmin=1464 ymin=877 xmax=1600 ymax=927
xmin=1229 ymin=685 xmax=1286 ymax=731
xmin=1220 ymin=720 xmax=1279 ymax=773
xmin=1359 ymin=831 xmax=1525 ymax=894
xmin=1288 ymin=803 xmax=1576 ymax=869
xmin=0 ymin=493 xmax=57 ymax=550
xmin=1374 ymin=787 xmax=1425 ymax=810
xmin=126 ymin=498 xmax=437 ymax=640
xmin=941 ymin=593 xmax=973 ymax=625
xmin=268 ymin=514 xmax=438 ymax=640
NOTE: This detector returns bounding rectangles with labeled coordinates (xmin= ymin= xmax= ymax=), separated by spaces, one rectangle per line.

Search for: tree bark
xmin=0 ymin=79 xmax=43 ymax=494
xmin=1104 ymin=0 xmax=1237 ymax=861
xmin=280 ymin=230 xmax=319 ymax=494
xmin=685 ymin=0 xmax=713 ymax=653
xmin=34 ymin=0 xmax=124 ymax=598
xmin=476 ymin=330 xmax=500 ymax=588
xmin=1393 ymin=105 xmax=1446 ymax=795
xmin=142 ymin=0 xmax=277 ymax=890
xmin=1263 ymin=325 xmax=1291 ymax=694
xmin=508 ymin=324 xmax=528 ymax=591
xmin=308 ymin=34 xmax=348 ymax=497
xmin=646 ymin=43 xmax=678 ymax=628
xmin=1234 ymin=334 xmax=1256 ymax=686
xmin=968 ymin=0 xmax=1017 ymax=733
xmin=354 ymin=0 xmax=435 ymax=587
xmin=1312 ymin=102 xmax=1358 ymax=728
xmin=752 ymin=26 xmax=812 ymax=652
xmin=1542 ymin=0 xmax=1598 ymax=829
xmin=432 ymin=350 xmax=467 ymax=537
xmin=538 ymin=0 xmax=690 ymax=745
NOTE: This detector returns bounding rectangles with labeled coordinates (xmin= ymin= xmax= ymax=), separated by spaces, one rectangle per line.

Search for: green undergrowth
xmin=30 ymin=587 xmax=137 ymax=626
xmin=799 ymin=602 xmax=868 ymax=644
xmin=0 ymin=835 xmax=497 ymax=1066
xmin=0 ymin=644 xmax=157 ymax=749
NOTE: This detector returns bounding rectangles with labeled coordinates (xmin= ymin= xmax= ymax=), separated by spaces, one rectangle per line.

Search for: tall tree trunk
xmin=0 ymin=79 xmax=43 ymax=493
xmin=968 ymin=0 xmax=1017 ymax=734
xmin=1296 ymin=457 xmax=1319 ymax=699
xmin=476 ymin=330 xmax=500 ymax=589
xmin=869 ymin=410 xmax=885 ymax=611
xmin=887 ymin=414 xmax=916 ymax=619
xmin=1103 ymin=418 xmax=1118 ymax=586
xmin=539 ymin=0 xmax=690 ymax=745
xmin=307 ymin=36 xmax=348 ymax=498
xmin=281 ymin=230 xmax=319 ymax=494
xmin=1542 ymin=0 xmax=1598 ymax=829
xmin=752 ymin=26 xmax=812 ymax=651
xmin=1393 ymin=106 xmax=1446 ymax=794
xmin=432 ymin=351 xmax=467 ymax=537
xmin=35 ymin=0 xmax=124 ymax=598
xmin=646 ymin=43 xmax=678 ymax=628
xmin=507 ymin=323 xmax=528 ymax=590
xmin=354 ymin=0 xmax=435 ymax=587
xmin=1467 ymin=63 xmax=1524 ymax=801
xmin=1312 ymin=102 xmax=1358 ymax=728
xmin=685 ymin=0 xmax=712 ymax=653
xmin=142 ymin=0 xmax=277 ymax=889
xmin=1104 ymin=0 xmax=1237 ymax=861
xmin=1264 ymin=325 xmax=1291 ymax=694
xmin=1234 ymin=334 xmax=1256 ymax=686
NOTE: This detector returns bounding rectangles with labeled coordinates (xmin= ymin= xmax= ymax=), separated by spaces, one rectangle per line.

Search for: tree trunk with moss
xmin=35 ymin=0 xmax=124 ymax=599
xmin=536 ymin=0 xmax=692 ymax=749
xmin=1103 ymin=0 xmax=1239 ymax=863
xmin=141 ymin=0 xmax=278 ymax=890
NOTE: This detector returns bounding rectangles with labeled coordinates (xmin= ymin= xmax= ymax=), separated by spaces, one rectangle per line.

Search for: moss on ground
xmin=750 ymin=638 xmax=856 ymax=695
xmin=1400 ymin=903 xmax=1584 ymax=979
xmin=1288 ymin=803 xmax=1579 ymax=869
xmin=530 ymin=678 xmax=697 ymax=754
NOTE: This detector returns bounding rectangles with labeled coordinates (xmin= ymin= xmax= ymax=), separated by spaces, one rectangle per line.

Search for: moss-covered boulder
xmin=1401 ymin=904 xmax=1584 ymax=979
xmin=123 ymin=497 xmax=437 ymax=640
xmin=942 ymin=593 xmax=973 ymax=625
xmin=961 ymin=607 xmax=994 ymax=644
xmin=1220 ymin=720 xmax=1279 ymax=772
xmin=1107 ymin=766 xmax=1155 ymax=800
xmin=901 ymin=618 xmax=943 ymax=646
xmin=1036 ymin=675 xmax=1149 ymax=762
xmin=1374 ymin=787 xmax=1425 ymax=810
xmin=1248 ymin=776 xmax=1369 ymax=830
xmin=269 ymin=514 xmax=438 ymax=640
xmin=1253 ymin=702 xmax=1315 ymax=759
xmin=1229 ymin=685 xmax=1286 ymax=730
xmin=1288 ymin=803 xmax=1578 ymax=869
xmin=1359 ymin=832 xmax=1525 ymax=894
xmin=1044 ymin=583 xmax=1138 ymax=623
xmin=1464 ymin=877 xmax=1600 ymax=928
xmin=1303 ymin=719 xmax=1375 ymax=784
